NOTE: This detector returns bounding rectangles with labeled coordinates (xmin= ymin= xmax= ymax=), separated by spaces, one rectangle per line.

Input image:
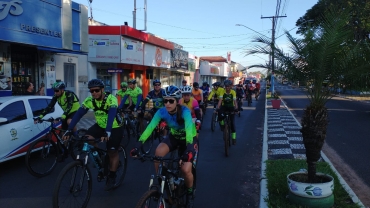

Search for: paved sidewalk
xmin=260 ymin=98 xmax=365 ymax=208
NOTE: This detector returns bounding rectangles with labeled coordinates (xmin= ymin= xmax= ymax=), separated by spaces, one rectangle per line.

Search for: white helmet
xmin=179 ymin=85 xmax=192 ymax=94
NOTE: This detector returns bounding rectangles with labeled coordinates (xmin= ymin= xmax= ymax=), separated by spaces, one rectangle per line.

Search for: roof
xmin=199 ymin=56 xmax=227 ymax=63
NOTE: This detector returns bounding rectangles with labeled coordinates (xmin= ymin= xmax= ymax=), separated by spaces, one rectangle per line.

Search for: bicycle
xmin=211 ymin=109 xmax=218 ymax=132
xmin=221 ymin=111 xmax=233 ymax=157
xmin=246 ymin=91 xmax=252 ymax=106
xmin=52 ymin=132 xmax=127 ymax=208
xmin=202 ymin=95 xmax=208 ymax=116
xmin=236 ymin=97 xmax=243 ymax=117
xmin=118 ymin=109 xmax=140 ymax=147
xmin=25 ymin=117 xmax=79 ymax=177
xmin=135 ymin=151 xmax=197 ymax=208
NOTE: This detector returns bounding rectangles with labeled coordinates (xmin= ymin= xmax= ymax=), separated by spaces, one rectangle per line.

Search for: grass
xmin=265 ymin=159 xmax=361 ymax=208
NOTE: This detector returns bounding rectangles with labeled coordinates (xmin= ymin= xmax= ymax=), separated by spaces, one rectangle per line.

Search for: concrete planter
xmin=287 ymin=172 xmax=334 ymax=208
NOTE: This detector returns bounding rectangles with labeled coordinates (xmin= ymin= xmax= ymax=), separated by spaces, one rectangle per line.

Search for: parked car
xmin=0 ymin=96 xmax=63 ymax=163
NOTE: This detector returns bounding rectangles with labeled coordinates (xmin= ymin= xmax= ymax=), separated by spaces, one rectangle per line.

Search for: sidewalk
xmin=259 ymin=97 xmax=365 ymax=208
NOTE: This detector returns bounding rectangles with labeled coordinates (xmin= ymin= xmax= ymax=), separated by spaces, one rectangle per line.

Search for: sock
xmin=187 ymin=187 xmax=193 ymax=194
xmin=109 ymin=171 xmax=116 ymax=178
xmin=220 ymin=120 xmax=224 ymax=125
xmin=232 ymin=132 xmax=236 ymax=139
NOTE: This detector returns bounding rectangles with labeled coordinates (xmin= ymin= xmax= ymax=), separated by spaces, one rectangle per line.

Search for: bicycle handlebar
xmin=34 ymin=117 xmax=62 ymax=123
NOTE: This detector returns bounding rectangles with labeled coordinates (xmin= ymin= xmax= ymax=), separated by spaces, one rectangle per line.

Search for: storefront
xmin=169 ymin=48 xmax=189 ymax=86
xmin=0 ymin=0 xmax=88 ymax=97
xmin=88 ymin=25 xmax=173 ymax=97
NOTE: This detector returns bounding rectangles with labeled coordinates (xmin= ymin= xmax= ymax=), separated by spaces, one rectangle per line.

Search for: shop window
xmin=97 ymin=69 xmax=112 ymax=93
xmin=11 ymin=47 xmax=36 ymax=95
xmin=120 ymin=70 xmax=130 ymax=83
xmin=135 ymin=71 xmax=142 ymax=88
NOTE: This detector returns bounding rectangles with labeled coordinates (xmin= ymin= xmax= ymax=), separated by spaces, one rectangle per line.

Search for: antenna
xmin=87 ymin=0 xmax=93 ymax=20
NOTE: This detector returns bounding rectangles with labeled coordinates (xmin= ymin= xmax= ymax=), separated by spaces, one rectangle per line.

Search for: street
xmin=0 ymin=91 xmax=265 ymax=208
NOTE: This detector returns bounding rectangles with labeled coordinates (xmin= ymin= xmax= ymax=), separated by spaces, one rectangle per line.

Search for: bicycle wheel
xmin=228 ymin=120 xmax=232 ymax=147
xmin=135 ymin=190 xmax=165 ymax=208
xmin=25 ymin=137 xmax=58 ymax=177
xmin=211 ymin=113 xmax=216 ymax=132
xmin=53 ymin=160 xmax=92 ymax=208
xmin=114 ymin=145 xmax=128 ymax=188
xmin=223 ymin=123 xmax=229 ymax=157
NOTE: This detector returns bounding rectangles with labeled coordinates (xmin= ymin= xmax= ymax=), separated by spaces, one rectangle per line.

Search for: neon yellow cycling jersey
xmin=208 ymin=87 xmax=225 ymax=101
xmin=126 ymin=87 xmax=142 ymax=105
xmin=116 ymin=89 xmax=130 ymax=104
xmin=219 ymin=89 xmax=237 ymax=107
xmin=82 ymin=94 xmax=120 ymax=128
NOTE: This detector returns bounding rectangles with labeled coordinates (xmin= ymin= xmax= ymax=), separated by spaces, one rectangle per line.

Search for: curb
xmin=260 ymin=90 xmax=366 ymax=208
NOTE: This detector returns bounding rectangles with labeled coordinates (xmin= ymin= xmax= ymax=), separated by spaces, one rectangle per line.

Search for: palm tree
xmin=247 ymin=9 xmax=370 ymax=182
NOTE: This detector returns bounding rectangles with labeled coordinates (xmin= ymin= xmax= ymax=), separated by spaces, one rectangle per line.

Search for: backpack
xmin=92 ymin=92 xmax=110 ymax=113
xmin=65 ymin=90 xmax=80 ymax=102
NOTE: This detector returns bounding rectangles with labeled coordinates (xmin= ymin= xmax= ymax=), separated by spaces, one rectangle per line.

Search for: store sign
xmin=88 ymin=35 xmax=120 ymax=63
xmin=171 ymin=48 xmax=188 ymax=69
xmin=0 ymin=0 xmax=23 ymax=21
xmin=20 ymin=23 xmax=62 ymax=38
xmin=121 ymin=36 xmax=144 ymax=65
xmin=107 ymin=69 xmax=123 ymax=73
xmin=144 ymin=44 xmax=170 ymax=68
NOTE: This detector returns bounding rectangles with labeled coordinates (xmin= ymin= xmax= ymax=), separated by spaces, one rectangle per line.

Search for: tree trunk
xmin=300 ymin=104 xmax=329 ymax=182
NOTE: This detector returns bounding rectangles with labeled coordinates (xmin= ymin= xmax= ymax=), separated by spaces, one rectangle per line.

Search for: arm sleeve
xmin=118 ymin=95 xmax=129 ymax=109
xmin=135 ymin=94 xmax=143 ymax=109
xmin=68 ymin=107 xmax=89 ymax=130
xmin=208 ymin=90 xmax=214 ymax=101
xmin=138 ymin=109 xmax=161 ymax=143
xmin=40 ymin=96 xmax=57 ymax=118
xmin=106 ymin=107 xmax=117 ymax=132
xmin=140 ymin=93 xmax=151 ymax=108
xmin=62 ymin=92 xmax=75 ymax=119
xmin=183 ymin=109 xmax=195 ymax=145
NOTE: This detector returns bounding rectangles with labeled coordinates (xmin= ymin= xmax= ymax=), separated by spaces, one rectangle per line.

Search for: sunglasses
xmin=154 ymin=84 xmax=161 ymax=86
xmin=90 ymin=89 xmax=101 ymax=93
xmin=54 ymin=90 xmax=60 ymax=92
xmin=164 ymin=99 xmax=176 ymax=104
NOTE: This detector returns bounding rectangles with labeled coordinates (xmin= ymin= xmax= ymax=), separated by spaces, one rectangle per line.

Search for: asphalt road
xmin=275 ymin=83 xmax=370 ymax=199
xmin=0 ymin=90 xmax=265 ymax=208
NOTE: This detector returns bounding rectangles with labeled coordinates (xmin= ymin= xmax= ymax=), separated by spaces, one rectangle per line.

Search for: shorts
xmin=161 ymin=133 xmax=196 ymax=154
xmin=62 ymin=112 xmax=77 ymax=130
xmin=86 ymin=123 xmax=123 ymax=150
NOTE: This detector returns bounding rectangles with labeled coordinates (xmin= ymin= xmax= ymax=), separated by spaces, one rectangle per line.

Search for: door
xmin=64 ymin=63 xmax=76 ymax=92
xmin=97 ymin=69 xmax=112 ymax=93
xmin=0 ymin=100 xmax=34 ymax=161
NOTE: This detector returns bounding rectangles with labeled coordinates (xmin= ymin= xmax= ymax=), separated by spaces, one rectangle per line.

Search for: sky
xmin=73 ymin=0 xmax=319 ymax=73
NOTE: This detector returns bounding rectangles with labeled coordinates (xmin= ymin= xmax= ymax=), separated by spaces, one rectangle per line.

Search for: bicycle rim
xmin=115 ymin=145 xmax=128 ymax=188
xmin=223 ymin=123 xmax=229 ymax=156
xmin=25 ymin=137 xmax=58 ymax=177
xmin=135 ymin=190 xmax=165 ymax=208
xmin=53 ymin=161 xmax=92 ymax=208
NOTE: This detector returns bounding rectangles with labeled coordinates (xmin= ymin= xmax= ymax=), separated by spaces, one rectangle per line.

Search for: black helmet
xmin=52 ymin=81 xmax=66 ymax=90
xmin=153 ymin=79 xmax=161 ymax=85
xmin=202 ymin=82 xmax=208 ymax=86
xmin=128 ymin=79 xmax=137 ymax=84
xmin=193 ymin=82 xmax=199 ymax=88
xmin=88 ymin=79 xmax=104 ymax=89
xmin=224 ymin=80 xmax=232 ymax=87
xmin=212 ymin=82 xmax=221 ymax=87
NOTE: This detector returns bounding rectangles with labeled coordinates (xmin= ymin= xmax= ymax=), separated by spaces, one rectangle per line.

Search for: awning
xmin=37 ymin=46 xmax=87 ymax=55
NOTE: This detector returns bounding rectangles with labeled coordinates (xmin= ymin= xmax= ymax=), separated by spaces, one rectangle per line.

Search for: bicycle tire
xmin=211 ymin=113 xmax=216 ymax=132
xmin=228 ymin=119 xmax=232 ymax=147
xmin=53 ymin=160 xmax=92 ymax=208
xmin=135 ymin=190 xmax=165 ymax=208
xmin=25 ymin=136 xmax=58 ymax=177
xmin=224 ymin=122 xmax=229 ymax=157
xmin=114 ymin=145 xmax=128 ymax=188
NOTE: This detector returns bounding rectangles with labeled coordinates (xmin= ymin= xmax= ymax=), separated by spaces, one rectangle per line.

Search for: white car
xmin=0 ymin=96 xmax=64 ymax=163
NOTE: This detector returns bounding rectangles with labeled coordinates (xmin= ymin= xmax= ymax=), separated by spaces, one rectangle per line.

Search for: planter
xmin=271 ymin=99 xmax=281 ymax=109
xmin=287 ymin=172 xmax=334 ymax=208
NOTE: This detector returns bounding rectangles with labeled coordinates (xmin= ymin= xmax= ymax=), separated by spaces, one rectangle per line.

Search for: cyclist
xmin=255 ymin=81 xmax=261 ymax=100
xmin=208 ymin=81 xmax=225 ymax=108
xmin=35 ymin=81 xmax=80 ymax=132
xmin=200 ymin=81 xmax=210 ymax=100
xmin=246 ymin=80 xmax=256 ymax=103
xmin=191 ymin=82 xmax=204 ymax=116
xmin=119 ymin=79 xmax=143 ymax=112
xmin=179 ymin=85 xmax=202 ymax=131
xmin=181 ymin=79 xmax=187 ymax=87
xmin=130 ymin=85 xmax=197 ymax=207
xmin=216 ymin=80 xmax=238 ymax=145
xmin=63 ymin=79 xmax=123 ymax=191
xmin=139 ymin=79 xmax=165 ymax=117
xmin=235 ymin=84 xmax=245 ymax=111
xmin=116 ymin=82 xmax=132 ymax=108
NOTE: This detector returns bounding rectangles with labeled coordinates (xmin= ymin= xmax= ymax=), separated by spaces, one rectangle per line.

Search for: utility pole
xmin=261 ymin=15 xmax=286 ymax=94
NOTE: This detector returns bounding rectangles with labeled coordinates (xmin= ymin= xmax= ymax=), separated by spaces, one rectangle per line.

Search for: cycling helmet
xmin=224 ymin=80 xmax=232 ymax=87
xmin=152 ymin=79 xmax=161 ymax=85
xmin=180 ymin=85 xmax=192 ymax=94
xmin=52 ymin=81 xmax=66 ymax=90
xmin=88 ymin=79 xmax=104 ymax=89
xmin=163 ymin=85 xmax=182 ymax=100
xmin=212 ymin=81 xmax=221 ymax=87
xmin=202 ymin=82 xmax=208 ymax=86
xmin=120 ymin=82 xmax=128 ymax=88
xmin=182 ymin=79 xmax=187 ymax=83
xmin=128 ymin=79 xmax=137 ymax=84
xmin=193 ymin=82 xmax=199 ymax=88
